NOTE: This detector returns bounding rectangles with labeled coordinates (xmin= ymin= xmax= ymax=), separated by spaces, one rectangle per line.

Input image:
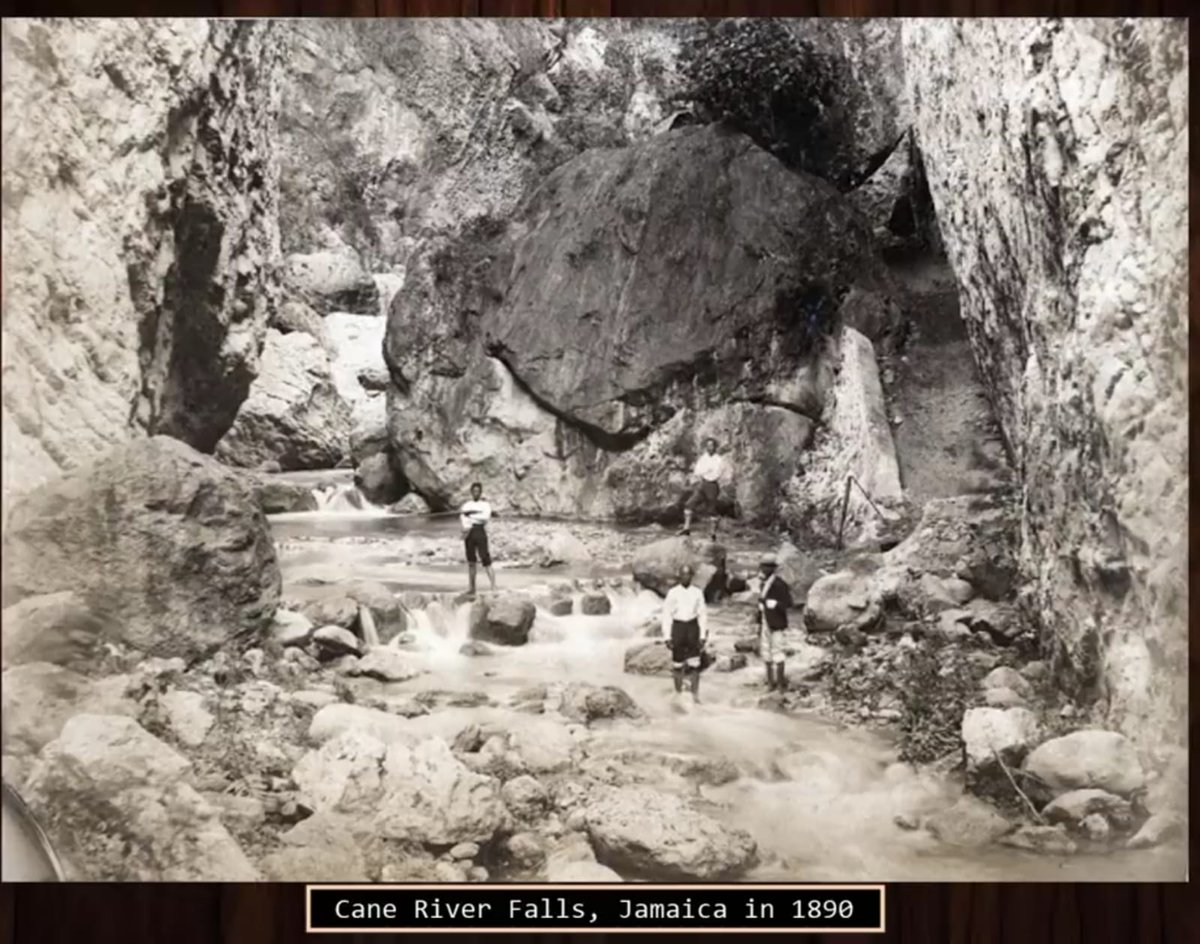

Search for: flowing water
xmin=268 ymin=505 xmax=1186 ymax=883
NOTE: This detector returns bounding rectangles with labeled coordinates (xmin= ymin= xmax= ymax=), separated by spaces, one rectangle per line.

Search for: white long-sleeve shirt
xmin=460 ymin=499 xmax=492 ymax=531
xmin=693 ymin=452 xmax=728 ymax=483
xmin=661 ymin=584 xmax=708 ymax=640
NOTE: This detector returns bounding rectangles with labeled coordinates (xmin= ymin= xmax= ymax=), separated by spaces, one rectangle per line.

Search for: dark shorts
xmin=670 ymin=618 xmax=702 ymax=668
xmin=464 ymin=526 xmax=491 ymax=565
xmin=686 ymin=479 xmax=721 ymax=515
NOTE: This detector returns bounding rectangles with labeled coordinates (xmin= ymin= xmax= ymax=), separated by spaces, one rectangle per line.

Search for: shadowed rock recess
xmin=0 ymin=19 xmax=1186 ymax=884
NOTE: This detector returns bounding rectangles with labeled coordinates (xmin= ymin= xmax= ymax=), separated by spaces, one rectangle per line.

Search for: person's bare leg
xmin=485 ymin=565 xmax=496 ymax=590
xmin=681 ymin=508 xmax=693 ymax=535
xmin=468 ymin=562 xmax=477 ymax=595
xmin=766 ymin=663 xmax=776 ymax=691
xmin=671 ymin=667 xmax=684 ymax=693
xmin=776 ymin=661 xmax=787 ymax=693
xmin=689 ymin=666 xmax=700 ymax=702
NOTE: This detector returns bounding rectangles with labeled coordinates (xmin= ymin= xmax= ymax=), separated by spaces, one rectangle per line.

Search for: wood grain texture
xmin=0 ymin=1 xmax=1193 ymax=942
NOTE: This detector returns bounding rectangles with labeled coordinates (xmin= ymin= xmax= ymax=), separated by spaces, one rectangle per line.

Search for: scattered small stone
xmin=1041 ymin=789 xmax=1132 ymax=829
xmin=467 ymin=865 xmax=490 ymax=882
xmin=548 ymin=598 xmax=574 ymax=616
xmin=1020 ymin=660 xmax=1048 ymax=682
xmin=982 ymin=667 xmax=1033 ymax=700
xmin=715 ymin=653 xmax=748 ymax=672
xmin=449 ymin=842 xmax=480 ymax=861
xmin=459 ymin=639 xmax=494 ymax=657
xmin=893 ymin=813 xmax=921 ymax=831
xmin=1081 ymin=813 xmax=1110 ymax=842
xmin=984 ymin=687 xmax=1028 ymax=708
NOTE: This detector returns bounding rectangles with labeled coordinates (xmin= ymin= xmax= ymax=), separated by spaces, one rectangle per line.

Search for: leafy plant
xmin=896 ymin=640 xmax=980 ymax=764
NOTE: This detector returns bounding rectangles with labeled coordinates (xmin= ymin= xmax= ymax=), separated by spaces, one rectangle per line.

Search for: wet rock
xmin=579 ymin=593 xmax=612 ymax=616
xmin=374 ymin=738 xmax=510 ymax=845
xmin=999 ymin=824 xmax=1077 ymax=856
xmin=631 ymin=537 xmax=727 ymax=599
xmin=559 ymin=683 xmax=643 ymax=725
xmin=623 ymin=640 xmax=671 ymax=676
xmin=216 ymin=330 xmax=353 ymax=471
xmin=291 ymin=595 xmax=360 ymax=632
xmin=2 ymin=438 xmax=280 ymax=664
xmin=501 ymin=775 xmax=549 ymax=821
xmin=255 ymin=478 xmax=321 ymax=514
xmin=459 ymin=640 xmax=494 ymax=657
xmin=293 ymin=730 xmax=388 ymax=813
xmin=344 ymin=648 xmax=422 ymax=683
xmin=506 ymin=720 xmax=578 ymax=775
xmin=413 ymin=690 xmax=492 ymax=710
xmin=584 ymin=786 xmax=758 ymax=880
xmin=924 ymin=796 xmax=1012 ymax=848
xmin=960 ymin=707 xmax=1042 ymax=789
xmin=1126 ymin=813 xmax=1184 ymax=850
xmin=1042 ymin=789 xmax=1133 ymax=830
xmin=160 ymin=690 xmax=214 ymax=748
xmin=389 ymin=493 xmax=432 ymax=515
xmin=355 ymin=453 xmax=406 ymax=506
xmin=1022 ymin=730 xmax=1145 ymax=799
xmin=715 ymin=653 xmax=747 ymax=672
xmin=312 ymin=625 xmax=361 ymax=658
xmin=340 ymin=581 xmax=408 ymax=643
xmin=0 ymin=592 xmax=112 ymax=671
xmin=509 ymin=684 xmax=549 ymax=714
xmin=803 ymin=571 xmax=883 ymax=633
xmin=547 ymin=597 xmax=574 ymax=616
xmin=893 ymin=813 xmax=921 ymax=831
xmin=468 ymin=596 xmax=536 ymax=646
xmin=271 ymin=609 xmax=315 ymax=648
xmin=1 ymin=664 xmax=136 ymax=754
xmin=24 ymin=714 xmax=259 ymax=880
xmin=984 ymin=687 xmax=1028 ymax=708
xmin=540 ymin=530 xmax=592 ymax=567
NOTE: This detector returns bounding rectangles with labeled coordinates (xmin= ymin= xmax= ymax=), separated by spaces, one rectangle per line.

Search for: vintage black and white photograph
xmin=0 ymin=17 xmax=1187 ymax=883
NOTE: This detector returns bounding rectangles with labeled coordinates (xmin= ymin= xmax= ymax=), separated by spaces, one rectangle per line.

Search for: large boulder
xmin=385 ymin=123 xmax=897 ymax=517
xmin=23 ymin=715 xmax=259 ymax=880
xmin=631 ymin=537 xmax=727 ymax=599
xmin=960 ymin=707 xmax=1042 ymax=791
xmin=1021 ymin=730 xmax=1146 ymax=800
xmin=271 ymin=299 xmax=336 ymax=355
xmin=905 ymin=19 xmax=1187 ymax=747
xmin=215 ymin=330 xmax=354 ymax=471
xmin=1 ymin=20 xmax=281 ymax=502
xmin=1 ymin=663 xmax=136 ymax=754
xmin=623 ymin=640 xmax=671 ymax=676
xmin=1 ymin=437 xmax=281 ymax=663
xmin=924 ymin=796 xmax=1012 ymax=848
xmin=559 ymin=683 xmax=643 ymax=725
xmin=584 ymin=785 xmax=758 ymax=880
xmin=253 ymin=477 xmax=320 ymax=514
xmin=354 ymin=452 xmax=406 ymax=506
xmin=468 ymin=596 xmax=537 ymax=646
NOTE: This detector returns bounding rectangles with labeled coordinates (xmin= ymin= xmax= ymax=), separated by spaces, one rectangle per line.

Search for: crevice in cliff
xmin=484 ymin=344 xmax=652 ymax=453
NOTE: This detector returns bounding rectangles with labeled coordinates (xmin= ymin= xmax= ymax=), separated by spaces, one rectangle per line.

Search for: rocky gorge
xmin=1 ymin=18 xmax=1187 ymax=882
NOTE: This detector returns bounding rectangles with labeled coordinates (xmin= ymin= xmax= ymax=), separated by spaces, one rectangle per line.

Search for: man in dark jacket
xmin=756 ymin=555 xmax=793 ymax=691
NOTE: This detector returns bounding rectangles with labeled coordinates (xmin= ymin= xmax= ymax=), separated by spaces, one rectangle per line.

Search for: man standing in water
xmin=757 ymin=555 xmax=793 ymax=692
xmin=680 ymin=437 xmax=730 ymax=541
xmin=461 ymin=482 xmax=496 ymax=596
xmin=661 ymin=564 xmax=708 ymax=705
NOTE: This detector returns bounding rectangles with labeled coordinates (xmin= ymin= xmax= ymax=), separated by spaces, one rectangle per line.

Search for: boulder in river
xmin=271 ymin=609 xmax=315 ymax=648
xmin=579 ymin=592 xmax=612 ymax=616
xmin=631 ymin=537 xmax=727 ymax=599
xmin=924 ymin=796 xmax=1013 ymax=848
xmin=254 ymin=477 xmax=320 ymax=514
xmin=468 ymin=596 xmax=536 ymax=646
xmin=540 ymin=530 xmax=592 ymax=567
xmin=1021 ymin=730 xmax=1146 ymax=800
xmin=355 ymin=452 xmax=407 ymax=506
xmin=24 ymin=714 xmax=259 ymax=880
xmin=584 ymin=785 xmax=758 ymax=880
xmin=1041 ymin=789 xmax=1133 ymax=831
xmin=344 ymin=648 xmax=422 ymax=683
xmin=623 ymin=640 xmax=671 ymax=676
xmin=312 ymin=625 xmax=361 ymax=658
xmin=559 ymin=683 xmax=644 ymax=725
xmin=1 ymin=437 xmax=280 ymax=664
xmin=1126 ymin=813 xmax=1184 ymax=850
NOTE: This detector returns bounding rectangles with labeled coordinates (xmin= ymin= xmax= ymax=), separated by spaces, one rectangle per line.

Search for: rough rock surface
xmin=1021 ymin=730 xmax=1146 ymax=799
xmin=468 ymin=597 xmax=537 ymax=646
xmin=1 ymin=664 xmax=135 ymax=754
xmin=803 ymin=570 xmax=882 ymax=633
xmin=584 ymin=785 xmax=758 ymax=880
xmin=960 ymin=707 xmax=1042 ymax=790
xmin=386 ymin=124 xmax=897 ymax=518
xmin=216 ymin=330 xmax=354 ymax=470
xmin=24 ymin=714 xmax=259 ymax=880
xmin=1 ymin=592 xmax=114 ymax=671
xmin=2 ymin=20 xmax=282 ymax=502
xmin=1 ymin=437 xmax=281 ymax=663
xmin=631 ymin=537 xmax=727 ymax=598
xmin=905 ymin=19 xmax=1187 ymax=747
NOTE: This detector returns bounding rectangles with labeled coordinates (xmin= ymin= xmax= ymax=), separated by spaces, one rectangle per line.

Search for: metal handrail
xmin=835 ymin=474 xmax=890 ymax=549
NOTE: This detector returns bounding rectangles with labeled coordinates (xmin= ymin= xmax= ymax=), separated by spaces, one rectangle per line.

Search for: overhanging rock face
xmin=905 ymin=18 xmax=1187 ymax=746
xmin=385 ymin=124 xmax=900 ymax=521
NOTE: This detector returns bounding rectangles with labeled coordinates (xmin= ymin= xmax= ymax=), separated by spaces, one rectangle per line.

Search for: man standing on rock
xmin=680 ymin=437 xmax=730 ymax=541
xmin=461 ymin=482 xmax=496 ymax=596
xmin=757 ymin=555 xmax=793 ymax=692
xmin=661 ymin=564 xmax=709 ymax=705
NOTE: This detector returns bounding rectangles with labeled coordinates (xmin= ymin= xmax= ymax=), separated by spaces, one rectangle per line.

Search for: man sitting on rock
xmin=756 ymin=555 xmax=793 ymax=692
xmin=680 ymin=437 xmax=730 ymax=541
xmin=460 ymin=482 xmax=496 ymax=596
xmin=661 ymin=564 xmax=709 ymax=705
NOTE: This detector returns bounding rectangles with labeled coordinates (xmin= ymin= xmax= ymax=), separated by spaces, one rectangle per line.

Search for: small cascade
xmin=403 ymin=599 xmax=474 ymax=659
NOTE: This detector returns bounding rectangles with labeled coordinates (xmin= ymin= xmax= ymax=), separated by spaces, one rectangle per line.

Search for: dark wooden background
xmin=0 ymin=1 xmax=1194 ymax=941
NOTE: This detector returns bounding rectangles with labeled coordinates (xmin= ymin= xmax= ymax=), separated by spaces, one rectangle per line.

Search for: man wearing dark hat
xmin=756 ymin=554 xmax=793 ymax=691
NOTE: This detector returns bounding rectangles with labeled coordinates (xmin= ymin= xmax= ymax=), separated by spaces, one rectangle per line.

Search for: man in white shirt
xmin=681 ymin=437 xmax=729 ymax=541
xmin=460 ymin=482 xmax=496 ymax=596
xmin=661 ymin=564 xmax=708 ymax=703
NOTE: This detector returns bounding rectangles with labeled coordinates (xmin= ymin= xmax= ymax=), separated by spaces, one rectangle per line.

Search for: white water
xmin=271 ymin=513 xmax=1187 ymax=882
